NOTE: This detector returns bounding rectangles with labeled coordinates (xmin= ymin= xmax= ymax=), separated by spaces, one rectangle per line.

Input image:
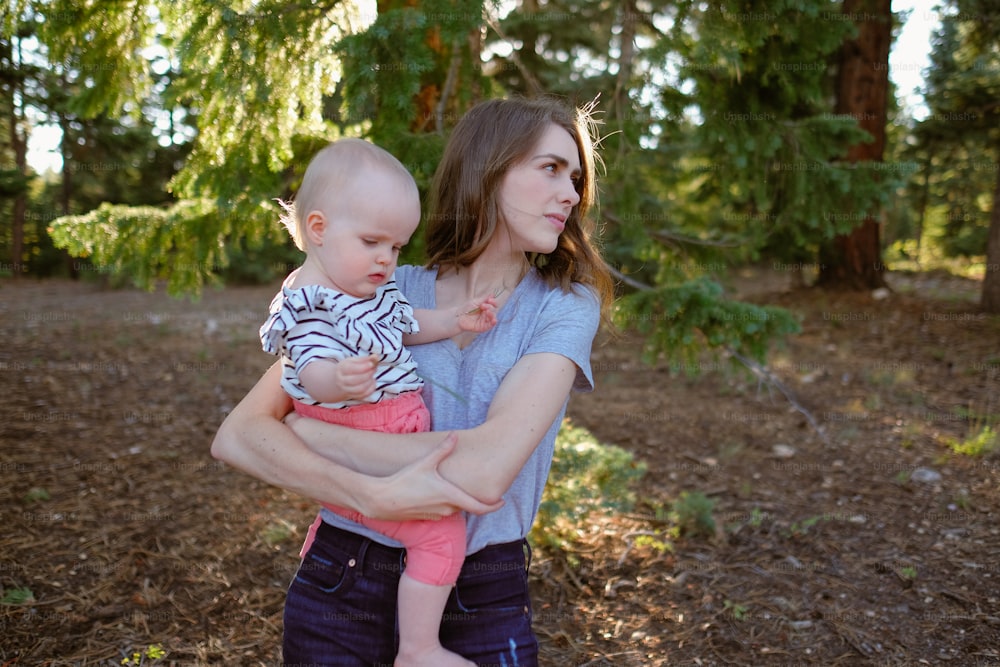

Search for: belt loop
xmin=522 ymin=539 xmax=532 ymax=571
xmin=355 ymin=537 xmax=370 ymax=573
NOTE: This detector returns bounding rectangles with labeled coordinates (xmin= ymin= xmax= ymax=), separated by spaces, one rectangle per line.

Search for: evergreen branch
xmin=649 ymin=228 xmax=739 ymax=249
xmin=609 ymin=265 xmax=651 ymax=292
xmin=602 ymin=211 xmax=739 ymax=248
xmin=609 ymin=268 xmax=826 ymax=444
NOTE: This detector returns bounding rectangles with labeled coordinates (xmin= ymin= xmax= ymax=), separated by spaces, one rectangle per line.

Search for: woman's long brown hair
xmin=424 ymin=96 xmax=616 ymax=326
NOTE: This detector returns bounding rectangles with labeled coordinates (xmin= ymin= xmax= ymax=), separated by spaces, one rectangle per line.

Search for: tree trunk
xmin=59 ymin=111 xmax=72 ymax=216
xmin=816 ymin=0 xmax=892 ymax=290
xmin=8 ymin=39 xmax=27 ymax=279
xmin=614 ymin=0 xmax=637 ymax=119
xmin=58 ymin=106 xmax=80 ymax=279
xmin=981 ymin=164 xmax=1000 ymax=313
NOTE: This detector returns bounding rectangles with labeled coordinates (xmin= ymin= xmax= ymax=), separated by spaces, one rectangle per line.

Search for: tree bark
xmin=7 ymin=38 xmax=27 ymax=279
xmin=58 ymin=105 xmax=80 ymax=279
xmin=58 ymin=111 xmax=72 ymax=217
xmin=614 ymin=0 xmax=638 ymax=128
xmin=817 ymin=0 xmax=892 ymax=290
xmin=981 ymin=164 xmax=1000 ymax=313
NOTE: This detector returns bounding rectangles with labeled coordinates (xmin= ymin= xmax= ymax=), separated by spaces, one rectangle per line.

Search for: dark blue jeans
xmin=282 ymin=521 xmax=538 ymax=667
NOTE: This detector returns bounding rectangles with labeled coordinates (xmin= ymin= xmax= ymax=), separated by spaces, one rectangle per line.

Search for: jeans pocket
xmin=291 ymin=550 xmax=355 ymax=598
xmin=453 ymin=564 xmax=530 ymax=615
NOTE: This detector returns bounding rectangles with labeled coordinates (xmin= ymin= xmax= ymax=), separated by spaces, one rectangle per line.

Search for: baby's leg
xmin=394 ymin=575 xmax=474 ymax=667
xmin=363 ymin=515 xmax=470 ymax=665
xmin=343 ymin=512 xmax=469 ymax=665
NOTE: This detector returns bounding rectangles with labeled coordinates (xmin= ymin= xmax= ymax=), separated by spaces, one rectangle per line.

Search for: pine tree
xmin=41 ymin=0 xmax=910 ymax=362
xmin=1 ymin=4 xmax=36 ymax=277
xmin=816 ymin=0 xmax=892 ymax=290
xmin=915 ymin=0 xmax=1000 ymax=311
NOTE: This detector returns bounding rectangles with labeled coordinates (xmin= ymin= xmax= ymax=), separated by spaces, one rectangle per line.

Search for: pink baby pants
xmin=293 ymin=391 xmax=465 ymax=586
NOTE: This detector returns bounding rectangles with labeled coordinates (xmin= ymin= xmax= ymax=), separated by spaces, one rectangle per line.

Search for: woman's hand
xmin=362 ymin=433 xmax=504 ymax=521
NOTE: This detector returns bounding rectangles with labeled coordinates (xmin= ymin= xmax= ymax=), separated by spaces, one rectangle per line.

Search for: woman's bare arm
xmin=210 ymin=362 xmax=502 ymax=520
xmin=288 ymin=351 xmax=579 ymax=505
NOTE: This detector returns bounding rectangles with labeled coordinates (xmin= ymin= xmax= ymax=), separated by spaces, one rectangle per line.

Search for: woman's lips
xmin=545 ymin=214 xmax=566 ymax=231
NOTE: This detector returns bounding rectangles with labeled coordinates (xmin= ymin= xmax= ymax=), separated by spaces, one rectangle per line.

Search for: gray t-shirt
xmin=319 ymin=264 xmax=599 ymax=553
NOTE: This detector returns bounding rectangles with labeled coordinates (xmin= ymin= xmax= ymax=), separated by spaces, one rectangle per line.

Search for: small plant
xmin=787 ymin=514 xmax=826 ymax=537
xmin=22 ymin=487 xmax=50 ymax=503
xmin=723 ymin=599 xmax=749 ymax=620
xmin=898 ymin=421 xmax=922 ymax=449
xmin=947 ymin=401 xmax=999 ymax=458
xmin=261 ymin=519 xmax=295 ymax=546
xmin=1 ymin=586 xmax=35 ymax=605
xmin=633 ymin=533 xmax=672 ymax=554
xmin=947 ymin=425 xmax=998 ymax=457
xmin=670 ymin=490 xmax=717 ymax=539
xmin=952 ymin=491 xmax=972 ymax=510
xmin=121 ymin=644 xmax=166 ymax=666
xmin=863 ymin=393 xmax=883 ymax=411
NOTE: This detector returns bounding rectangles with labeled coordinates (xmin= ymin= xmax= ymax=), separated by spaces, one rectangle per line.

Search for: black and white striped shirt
xmin=260 ymin=278 xmax=423 ymax=408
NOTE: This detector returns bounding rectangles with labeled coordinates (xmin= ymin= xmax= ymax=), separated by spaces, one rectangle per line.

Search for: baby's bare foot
xmin=394 ymin=644 xmax=476 ymax=667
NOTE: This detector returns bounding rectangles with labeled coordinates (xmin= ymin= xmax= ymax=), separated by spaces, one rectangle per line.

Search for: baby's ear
xmin=304 ymin=210 xmax=327 ymax=245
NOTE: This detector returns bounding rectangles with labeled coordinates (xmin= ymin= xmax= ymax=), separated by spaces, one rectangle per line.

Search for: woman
xmin=212 ymin=96 xmax=616 ymax=666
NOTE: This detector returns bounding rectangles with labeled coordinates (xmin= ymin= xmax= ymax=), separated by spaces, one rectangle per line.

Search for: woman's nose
xmin=562 ymin=178 xmax=581 ymax=206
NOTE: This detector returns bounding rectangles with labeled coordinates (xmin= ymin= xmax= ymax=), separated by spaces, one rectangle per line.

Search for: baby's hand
xmin=457 ymin=296 xmax=498 ymax=333
xmin=299 ymin=354 xmax=378 ymax=403
xmin=331 ymin=354 xmax=379 ymax=401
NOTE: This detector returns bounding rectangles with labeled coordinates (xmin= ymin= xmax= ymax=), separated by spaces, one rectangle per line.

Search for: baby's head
xmin=281 ymin=139 xmax=418 ymax=251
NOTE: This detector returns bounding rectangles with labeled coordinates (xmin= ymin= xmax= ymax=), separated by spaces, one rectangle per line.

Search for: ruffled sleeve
xmin=259 ymin=285 xmax=352 ymax=373
xmin=383 ymin=279 xmax=419 ymax=336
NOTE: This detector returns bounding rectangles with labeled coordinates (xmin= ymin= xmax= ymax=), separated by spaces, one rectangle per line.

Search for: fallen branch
xmin=726 ymin=347 xmax=829 ymax=445
xmin=609 ymin=266 xmax=827 ymax=444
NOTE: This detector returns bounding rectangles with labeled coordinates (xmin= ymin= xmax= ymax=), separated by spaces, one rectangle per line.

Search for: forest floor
xmin=1 ymin=267 xmax=999 ymax=666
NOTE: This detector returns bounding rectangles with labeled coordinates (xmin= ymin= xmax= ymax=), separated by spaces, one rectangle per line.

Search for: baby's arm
xmin=298 ymin=354 xmax=379 ymax=404
xmin=405 ymin=296 xmax=498 ymax=345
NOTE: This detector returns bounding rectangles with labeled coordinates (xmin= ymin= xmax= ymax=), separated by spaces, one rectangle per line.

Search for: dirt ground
xmin=1 ymin=268 xmax=999 ymax=666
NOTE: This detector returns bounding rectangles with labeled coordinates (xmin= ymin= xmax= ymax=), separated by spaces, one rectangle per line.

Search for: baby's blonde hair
xmin=279 ymin=138 xmax=416 ymax=251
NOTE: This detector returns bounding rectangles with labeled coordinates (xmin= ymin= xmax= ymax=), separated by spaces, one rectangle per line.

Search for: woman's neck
xmin=450 ymin=248 xmax=529 ymax=300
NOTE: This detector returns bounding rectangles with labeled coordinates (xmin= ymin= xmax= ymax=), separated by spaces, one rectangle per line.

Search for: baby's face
xmin=313 ymin=168 xmax=420 ymax=298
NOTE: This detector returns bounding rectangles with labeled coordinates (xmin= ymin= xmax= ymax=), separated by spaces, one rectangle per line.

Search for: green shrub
xmin=669 ymin=490 xmax=717 ymax=539
xmin=531 ymin=420 xmax=647 ymax=552
xmin=948 ymin=426 xmax=998 ymax=457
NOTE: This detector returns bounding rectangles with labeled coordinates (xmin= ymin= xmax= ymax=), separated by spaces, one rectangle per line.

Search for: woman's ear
xmin=305 ymin=210 xmax=327 ymax=246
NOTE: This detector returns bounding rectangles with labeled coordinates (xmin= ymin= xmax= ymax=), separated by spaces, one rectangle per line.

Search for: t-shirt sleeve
xmin=383 ymin=277 xmax=419 ymax=335
xmin=393 ymin=265 xmax=422 ymax=306
xmin=524 ymin=284 xmax=601 ymax=392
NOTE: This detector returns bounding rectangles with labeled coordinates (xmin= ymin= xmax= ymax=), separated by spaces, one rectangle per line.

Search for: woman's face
xmin=496 ymin=123 xmax=582 ymax=255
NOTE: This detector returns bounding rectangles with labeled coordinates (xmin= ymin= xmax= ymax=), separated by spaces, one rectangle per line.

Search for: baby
xmin=260 ymin=139 xmax=496 ymax=666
